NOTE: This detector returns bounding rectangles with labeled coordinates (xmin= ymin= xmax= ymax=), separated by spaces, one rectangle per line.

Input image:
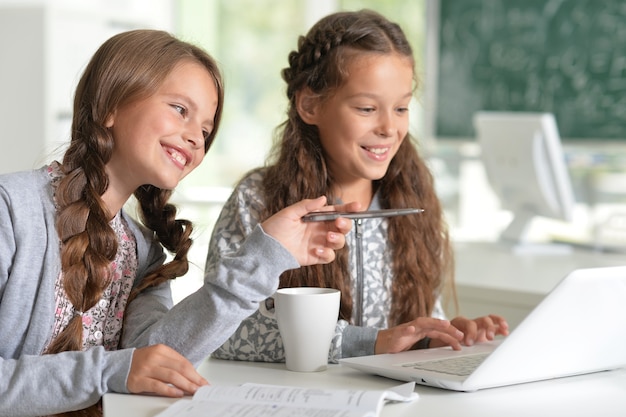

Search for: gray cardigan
xmin=0 ymin=167 xmax=298 ymax=416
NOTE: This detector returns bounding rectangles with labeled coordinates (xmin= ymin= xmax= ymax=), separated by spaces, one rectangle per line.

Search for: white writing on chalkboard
xmin=434 ymin=0 xmax=626 ymax=140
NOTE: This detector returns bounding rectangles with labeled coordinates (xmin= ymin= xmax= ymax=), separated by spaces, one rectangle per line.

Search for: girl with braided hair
xmin=0 ymin=29 xmax=354 ymax=416
xmin=208 ymin=9 xmax=508 ymax=364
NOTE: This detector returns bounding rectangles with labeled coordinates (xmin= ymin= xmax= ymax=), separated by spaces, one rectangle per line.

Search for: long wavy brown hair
xmin=262 ymin=10 xmax=455 ymax=327
xmin=46 ymin=30 xmax=224 ymax=417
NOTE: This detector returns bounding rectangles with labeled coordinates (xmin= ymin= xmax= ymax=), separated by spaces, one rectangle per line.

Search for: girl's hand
xmin=440 ymin=315 xmax=509 ymax=347
xmin=375 ymin=317 xmax=465 ymax=354
xmin=261 ymin=196 xmax=360 ymax=266
xmin=127 ymin=344 xmax=208 ymax=397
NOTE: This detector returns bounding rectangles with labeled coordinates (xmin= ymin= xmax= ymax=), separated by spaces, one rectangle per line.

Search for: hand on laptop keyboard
xmin=375 ymin=317 xmax=464 ymax=354
xmin=375 ymin=315 xmax=509 ymax=355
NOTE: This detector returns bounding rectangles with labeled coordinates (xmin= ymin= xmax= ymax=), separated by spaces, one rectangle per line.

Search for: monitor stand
xmin=500 ymin=212 xmax=573 ymax=255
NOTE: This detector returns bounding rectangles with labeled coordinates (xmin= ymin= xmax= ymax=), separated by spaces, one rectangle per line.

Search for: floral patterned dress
xmin=43 ymin=162 xmax=137 ymax=352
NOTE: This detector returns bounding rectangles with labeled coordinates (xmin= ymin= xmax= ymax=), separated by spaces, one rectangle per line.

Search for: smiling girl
xmin=0 ymin=30 xmax=353 ymax=416
xmin=207 ymin=10 xmax=508 ymax=364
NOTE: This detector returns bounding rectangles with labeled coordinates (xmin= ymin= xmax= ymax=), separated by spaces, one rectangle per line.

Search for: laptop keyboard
xmin=399 ymin=353 xmax=490 ymax=376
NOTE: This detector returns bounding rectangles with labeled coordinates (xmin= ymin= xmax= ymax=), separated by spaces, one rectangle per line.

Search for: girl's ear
xmin=104 ymin=111 xmax=116 ymax=128
xmin=295 ymin=88 xmax=319 ymax=125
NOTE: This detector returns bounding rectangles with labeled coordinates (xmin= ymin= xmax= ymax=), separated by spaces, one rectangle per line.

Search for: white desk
xmin=452 ymin=241 xmax=625 ymax=328
xmin=104 ymin=357 xmax=626 ymax=417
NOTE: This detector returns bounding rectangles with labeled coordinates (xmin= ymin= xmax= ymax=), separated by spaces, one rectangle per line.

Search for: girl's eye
xmin=396 ymin=107 xmax=409 ymax=114
xmin=357 ymin=107 xmax=375 ymax=113
xmin=202 ymin=130 xmax=211 ymax=142
xmin=172 ymin=104 xmax=187 ymax=116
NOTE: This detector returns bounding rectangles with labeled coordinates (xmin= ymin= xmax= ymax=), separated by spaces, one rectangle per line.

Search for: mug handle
xmin=258 ymin=296 xmax=276 ymax=318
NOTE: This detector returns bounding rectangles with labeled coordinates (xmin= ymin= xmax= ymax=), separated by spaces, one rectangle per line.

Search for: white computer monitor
xmin=473 ymin=112 xmax=575 ymax=245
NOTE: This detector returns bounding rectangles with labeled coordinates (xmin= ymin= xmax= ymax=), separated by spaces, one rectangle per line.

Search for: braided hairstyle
xmin=47 ymin=30 xmax=224 ymax=417
xmin=262 ymin=10 xmax=455 ymax=326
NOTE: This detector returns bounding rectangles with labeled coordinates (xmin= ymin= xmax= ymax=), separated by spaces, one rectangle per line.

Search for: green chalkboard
xmin=434 ymin=0 xmax=626 ymax=140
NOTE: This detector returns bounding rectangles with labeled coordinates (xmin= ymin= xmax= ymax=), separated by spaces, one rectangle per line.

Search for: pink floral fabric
xmin=44 ymin=162 xmax=137 ymax=351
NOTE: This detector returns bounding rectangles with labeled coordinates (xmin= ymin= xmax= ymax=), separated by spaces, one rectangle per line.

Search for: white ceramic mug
xmin=271 ymin=287 xmax=340 ymax=372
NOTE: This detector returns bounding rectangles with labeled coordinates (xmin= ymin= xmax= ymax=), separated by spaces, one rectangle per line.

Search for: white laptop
xmin=340 ymin=265 xmax=626 ymax=391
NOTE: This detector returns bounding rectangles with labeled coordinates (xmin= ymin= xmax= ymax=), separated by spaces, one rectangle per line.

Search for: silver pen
xmin=302 ymin=207 xmax=424 ymax=222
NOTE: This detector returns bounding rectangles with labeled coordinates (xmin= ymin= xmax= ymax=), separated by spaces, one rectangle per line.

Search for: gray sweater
xmin=0 ymin=167 xmax=298 ymax=416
